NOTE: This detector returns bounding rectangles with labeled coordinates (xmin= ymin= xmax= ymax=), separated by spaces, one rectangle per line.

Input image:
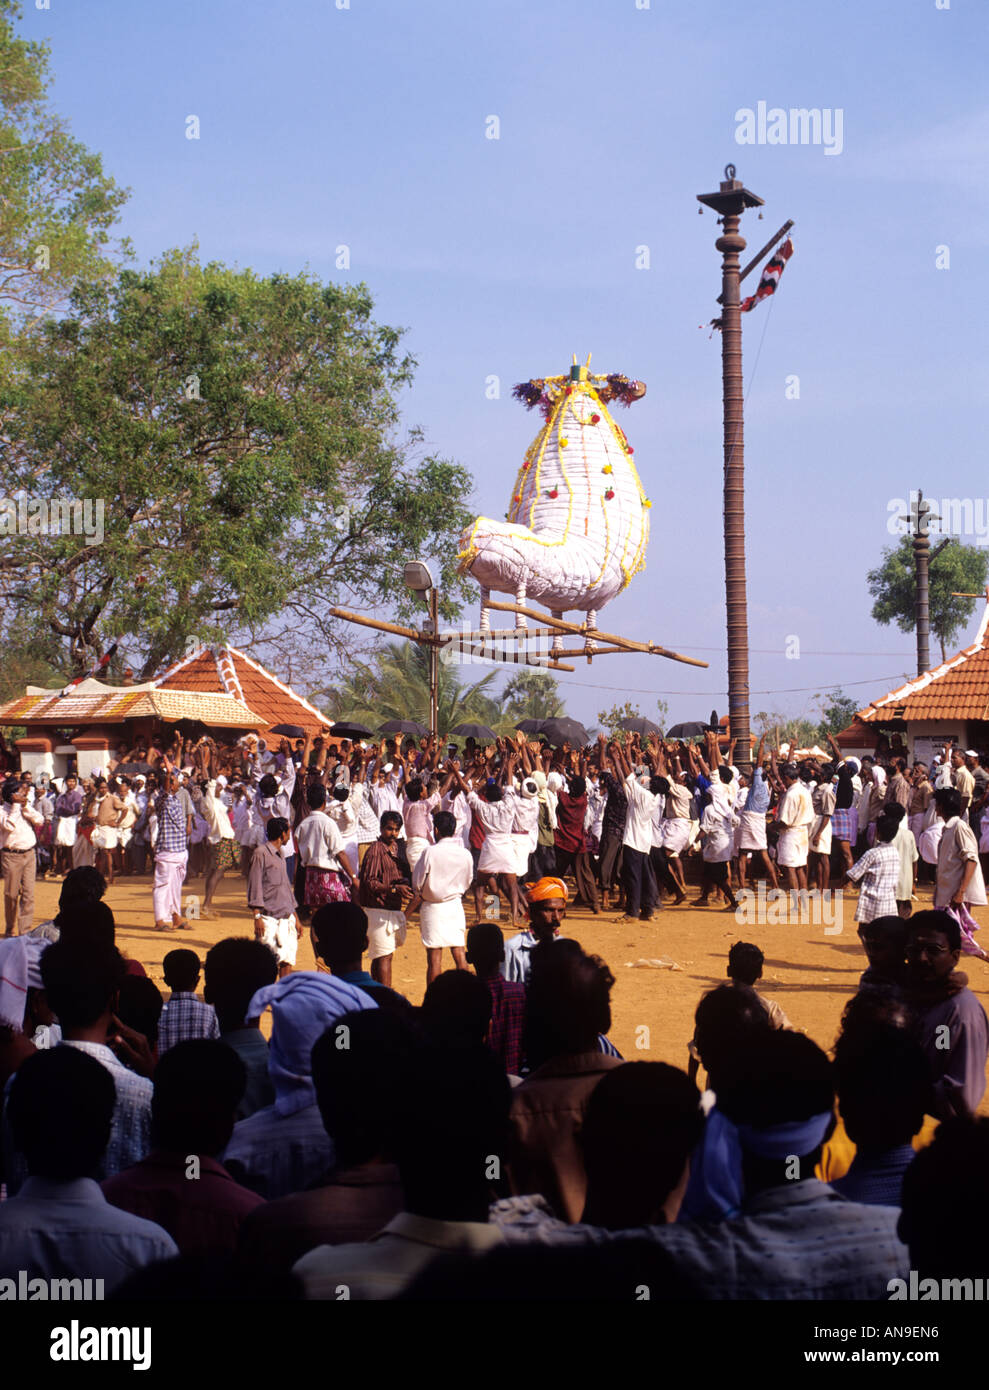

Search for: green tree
xmin=0 ymin=250 xmax=475 ymax=676
xmin=815 ymin=688 xmax=858 ymax=742
xmin=595 ymin=698 xmax=668 ymax=741
xmin=319 ymin=641 xmax=501 ymax=736
xmin=867 ymin=536 xmax=989 ymax=663
xmin=0 ymin=1 xmax=128 ymax=339
xmin=502 ymin=670 xmax=565 ymax=724
xmin=752 ymin=710 xmax=820 ymax=751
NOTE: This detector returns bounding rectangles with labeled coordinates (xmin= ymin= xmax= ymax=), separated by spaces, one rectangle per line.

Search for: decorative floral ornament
xmin=626 ymin=446 xmax=634 ymax=455
xmin=644 ymin=499 xmax=652 ymax=508
xmin=548 ymin=488 xmax=559 ymax=499
xmin=590 ymin=413 xmax=600 ymax=424
xmin=559 ymin=438 xmax=568 ymax=448
xmin=602 ymin=464 xmax=613 ymax=475
xmin=604 ymin=489 xmax=615 ymax=501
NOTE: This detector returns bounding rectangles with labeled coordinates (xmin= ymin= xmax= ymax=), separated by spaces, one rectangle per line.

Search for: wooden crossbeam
xmin=484 ymin=600 xmax=709 ymax=668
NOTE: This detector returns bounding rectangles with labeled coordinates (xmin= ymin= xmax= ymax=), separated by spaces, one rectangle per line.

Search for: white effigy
xmin=458 ymin=361 xmax=651 ymax=628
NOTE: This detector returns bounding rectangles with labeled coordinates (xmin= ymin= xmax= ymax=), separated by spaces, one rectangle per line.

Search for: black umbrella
xmin=619 ymin=716 xmax=663 ymax=737
xmin=328 ymin=721 xmax=373 ymax=740
xmin=667 ymin=721 xmax=713 ymax=739
xmin=449 ymin=722 xmax=497 ymax=742
xmin=539 ymin=717 xmax=590 ymax=747
xmin=515 ymin=719 xmax=546 ymax=735
xmin=268 ymin=723 xmax=306 ymax=739
xmin=379 ymin=718 xmax=430 ymax=738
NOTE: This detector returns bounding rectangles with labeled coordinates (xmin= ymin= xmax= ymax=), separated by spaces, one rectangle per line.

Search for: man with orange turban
xmin=501 ymin=878 xmax=567 ymax=985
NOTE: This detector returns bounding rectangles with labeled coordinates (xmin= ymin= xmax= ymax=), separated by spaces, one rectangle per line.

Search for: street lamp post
xmin=698 ymin=165 xmax=764 ymax=772
xmin=403 ymin=561 xmax=439 ymax=741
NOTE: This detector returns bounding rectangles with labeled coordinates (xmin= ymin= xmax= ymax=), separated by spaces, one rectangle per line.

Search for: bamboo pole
xmin=328 ymin=606 xmax=442 ymax=645
xmin=485 ymin=600 xmax=709 ymax=667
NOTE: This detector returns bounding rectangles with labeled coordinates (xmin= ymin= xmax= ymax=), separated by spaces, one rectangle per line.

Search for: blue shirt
xmin=0 ymin=1176 xmax=177 ymax=1294
xmin=745 ymin=768 xmax=771 ymax=815
xmin=223 ymin=1101 xmax=334 ymax=1200
xmin=501 ymin=930 xmax=539 ymax=985
xmin=831 ymin=1146 xmax=915 ymax=1208
xmin=154 ymin=790 xmax=190 ymax=853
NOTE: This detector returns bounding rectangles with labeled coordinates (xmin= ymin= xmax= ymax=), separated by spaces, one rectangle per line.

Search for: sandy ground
xmin=33 ymin=867 xmax=989 ymax=1106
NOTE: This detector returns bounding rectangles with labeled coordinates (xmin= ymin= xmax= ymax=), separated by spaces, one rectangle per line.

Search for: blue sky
xmin=24 ymin=0 xmax=989 ymax=729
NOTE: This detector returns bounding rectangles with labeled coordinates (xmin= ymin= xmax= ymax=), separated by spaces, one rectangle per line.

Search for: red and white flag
xmin=709 ymin=237 xmax=794 ymax=331
xmin=740 ymin=236 xmax=794 ymax=313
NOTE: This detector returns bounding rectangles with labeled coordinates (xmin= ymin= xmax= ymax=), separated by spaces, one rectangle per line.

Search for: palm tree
xmin=502 ymin=670 xmax=566 ymax=723
xmin=319 ymin=641 xmax=502 ymax=735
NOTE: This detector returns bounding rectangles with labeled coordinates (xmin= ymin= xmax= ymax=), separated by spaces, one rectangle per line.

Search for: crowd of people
xmin=0 ymin=720 xmax=987 ymax=1301
xmin=4 ymin=725 xmax=988 ymax=970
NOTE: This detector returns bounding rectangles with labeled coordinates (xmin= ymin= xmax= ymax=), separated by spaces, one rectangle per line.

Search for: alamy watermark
xmin=887 ymin=491 xmax=989 ymax=547
xmin=734 ymin=884 xmax=844 ymax=933
xmin=439 ymin=621 xmax=552 ymax=669
xmin=1 ymin=1272 xmax=103 ymax=1301
xmin=734 ymin=102 xmax=843 ymax=156
xmin=0 ymin=495 xmax=104 ymax=545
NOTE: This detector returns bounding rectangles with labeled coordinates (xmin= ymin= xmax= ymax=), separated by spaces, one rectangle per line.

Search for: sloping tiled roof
xmin=835 ymin=715 xmax=878 ymax=748
xmin=855 ymin=606 xmax=989 ymax=724
xmin=0 ymin=681 xmax=260 ymax=728
xmin=153 ymin=647 xmax=327 ymax=733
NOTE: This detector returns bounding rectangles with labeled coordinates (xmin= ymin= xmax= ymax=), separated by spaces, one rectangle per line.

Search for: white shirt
xmin=326 ymin=795 xmax=359 ymax=843
xmin=412 ymin=837 xmax=474 ymax=903
xmin=441 ymin=789 xmax=472 ymax=848
xmin=511 ymin=795 xmax=539 ymax=849
xmin=622 ymin=772 xmax=660 ymax=854
xmin=202 ymin=780 xmax=235 ymax=843
xmin=0 ymin=801 xmax=43 ymax=850
xmin=701 ymin=801 xmax=737 ymax=862
xmin=296 ymin=809 xmax=345 ymax=870
xmin=777 ymin=782 xmax=814 ymax=829
xmin=368 ymin=778 xmax=405 ymax=837
xmin=294 ymin=1211 xmax=505 ymax=1301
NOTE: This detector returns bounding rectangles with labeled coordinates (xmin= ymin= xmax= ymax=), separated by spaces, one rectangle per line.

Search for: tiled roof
xmin=0 ymin=682 xmax=260 ymax=728
xmin=835 ymin=716 xmax=877 ymax=748
xmin=153 ymin=647 xmax=328 ymax=733
xmin=855 ymin=606 xmax=989 ymax=724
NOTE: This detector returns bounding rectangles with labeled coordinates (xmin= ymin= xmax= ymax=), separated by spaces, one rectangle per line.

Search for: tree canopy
xmin=502 ymin=670 xmax=566 ymax=724
xmin=0 ymin=250 xmax=476 ymax=677
xmin=867 ymin=536 xmax=989 ymax=663
xmin=0 ymin=0 xmax=129 ymax=341
xmin=318 ymin=641 xmax=502 ymax=734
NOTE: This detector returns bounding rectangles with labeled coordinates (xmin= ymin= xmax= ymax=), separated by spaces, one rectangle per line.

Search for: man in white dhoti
xmin=736 ymin=735 xmax=778 ymax=892
xmin=774 ymin=762 xmax=814 ymax=894
xmin=809 ymin=771 xmax=836 ymax=893
xmin=411 ymin=811 xmax=474 ymax=984
xmin=448 ymin=760 xmax=524 ymax=926
xmin=152 ymin=771 xmax=194 ymax=933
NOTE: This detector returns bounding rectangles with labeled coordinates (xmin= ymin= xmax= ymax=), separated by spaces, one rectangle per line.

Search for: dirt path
xmin=34 ymin=872 xmax=989 ymax=1106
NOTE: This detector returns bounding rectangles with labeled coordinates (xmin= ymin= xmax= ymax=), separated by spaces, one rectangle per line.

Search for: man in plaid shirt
xmin=158 ymin=949 xmax=220 ymax=1053
xmin=467 ymin=922 xmax=525 ymax=1076
xmin=152 ymin=771 xmax=193 ymax=932
xmin=845 ymin=812 xmax=900 ymax=923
